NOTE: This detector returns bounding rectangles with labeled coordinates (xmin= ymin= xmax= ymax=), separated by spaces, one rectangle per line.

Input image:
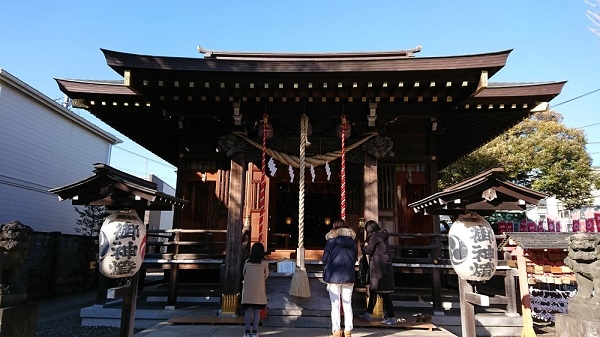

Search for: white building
xmin=145 ymin=174 xmax=175 ymax=231
xmin=0 ymin=69 xmax=121 ymax=234
xmin=527 ymin=169 xmax=600 ymax=232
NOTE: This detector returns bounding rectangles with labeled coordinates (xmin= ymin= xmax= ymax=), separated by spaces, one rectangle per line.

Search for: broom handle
xmin=516 ymin=245 xmax=536 ymax=336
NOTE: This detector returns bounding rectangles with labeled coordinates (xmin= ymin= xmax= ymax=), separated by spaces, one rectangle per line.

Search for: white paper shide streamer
xmin=288 ymin=165 xmax=295 ymax=183
xmin=268 ymin=157 xmax=277 ymax=177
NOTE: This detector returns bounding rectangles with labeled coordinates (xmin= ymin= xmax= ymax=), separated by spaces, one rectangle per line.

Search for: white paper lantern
xmin=448 ymin=212 xmax=497 ymax=281
xmin=98 ymin=210 xmax=147 ymax=278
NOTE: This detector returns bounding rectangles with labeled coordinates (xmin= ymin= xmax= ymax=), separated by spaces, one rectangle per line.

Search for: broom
xmin=289 ymin=114 xmax=311 ymax=298
xmin=516 ymin=245 xmax=537 ymax=337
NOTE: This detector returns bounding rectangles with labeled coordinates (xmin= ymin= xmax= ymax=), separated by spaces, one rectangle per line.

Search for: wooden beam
xmin=465 ymin=291 xmax=490 ymax=306
xmin=473 ymin=70 xmax=488 ymax=96
xmin=107 ymin=285 xmax=130 ymax=299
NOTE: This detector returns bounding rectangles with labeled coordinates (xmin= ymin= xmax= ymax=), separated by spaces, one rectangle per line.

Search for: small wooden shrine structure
xmin=409 ymin=167 xmax=549 ymax=337
xmin=49 ymin=163 xmax=187 ymax=337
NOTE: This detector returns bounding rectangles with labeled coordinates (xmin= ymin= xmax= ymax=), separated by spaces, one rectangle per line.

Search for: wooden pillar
xmin=165 ymin=135 xmax=188 ymax=307
xmin=119 ymin=273 xmax=139 ymax=337
xmin=504 ymin=268 xmax=520 ymax=317
xmin=166 ymin=230 xmax=181 ymax=308
xmin=428 ymin=130 xmax=444 ymax=315
xmin=458 ymin=277 xmax=477 ymax=337
xmin=222 ymin=153 xmax=246 ymax=315
xmin=363 ymin=154 xmax=378 ymax=223
xmin=95 ymin=274 xmax=108 ymax=305
xmin=118 ymin=207 xmax=146 ymax=337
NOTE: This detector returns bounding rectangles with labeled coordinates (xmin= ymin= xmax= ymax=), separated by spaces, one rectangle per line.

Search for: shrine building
xmin=55 ymin=45 xmax=565 ymax=311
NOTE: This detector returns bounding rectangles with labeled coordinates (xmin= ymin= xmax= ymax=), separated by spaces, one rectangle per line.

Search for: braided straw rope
xmin=298 ymin=114 xmax=308 ymax=249
xmin=232 ymin=131 xmax=377 ymax=168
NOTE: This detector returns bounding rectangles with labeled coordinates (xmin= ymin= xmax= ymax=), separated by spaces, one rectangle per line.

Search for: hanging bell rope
xmin=289 ymin=114 xmax=311 ymax=298
xmin=258 ymin=114 xmax=269 ymax=243
xmin=232 ymin=131 xmax=377 ymax=168
xmin=298 ymin=114 xmax=308 ymax=250
xmin=340 ymin=114 xmax=349 ymax=220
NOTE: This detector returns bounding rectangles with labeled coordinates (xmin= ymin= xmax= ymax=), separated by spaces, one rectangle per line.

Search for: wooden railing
xmin=144 ymin=228 xmax=229 ymax=266
xmin=384 ymin=233 xmax=517 ymax=316
xmin=388 ymin=232 xmax=450 ymax=266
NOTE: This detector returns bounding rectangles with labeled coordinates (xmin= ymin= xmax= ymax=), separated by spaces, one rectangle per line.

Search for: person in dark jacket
xmin=359 ymin=220 xmax=397 ymax=325
xmin=322 ymin=219 xmax=357 ymax=337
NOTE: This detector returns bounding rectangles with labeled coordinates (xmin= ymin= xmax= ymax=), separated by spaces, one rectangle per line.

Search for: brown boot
xmin=344 ymin=331 xmax=352 ymax=337
xmin=332 ymin=330 xmax=343 ymax=337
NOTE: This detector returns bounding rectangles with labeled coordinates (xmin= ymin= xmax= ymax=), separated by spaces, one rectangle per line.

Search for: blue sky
xmin=1 ymin=1 xmax=599 ymax=188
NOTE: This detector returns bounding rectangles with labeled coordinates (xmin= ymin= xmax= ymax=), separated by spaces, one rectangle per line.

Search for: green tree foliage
xmin=439 ymin=110 xmax=600 ymax=210
xmin=74 ymin=205 xmax=107 ymax=236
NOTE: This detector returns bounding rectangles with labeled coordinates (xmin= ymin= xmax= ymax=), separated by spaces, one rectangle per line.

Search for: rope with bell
xmin=258 ymin=114 xmax=268 ymax=243
xmin=340 ymin=114 xmax=348 ymax=220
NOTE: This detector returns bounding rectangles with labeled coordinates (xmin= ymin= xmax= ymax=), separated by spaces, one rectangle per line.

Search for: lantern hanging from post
xmin=448 ymin=211 xmax=497 ymax=281
xmin=98 ymin=209 xmax=147 ymax=278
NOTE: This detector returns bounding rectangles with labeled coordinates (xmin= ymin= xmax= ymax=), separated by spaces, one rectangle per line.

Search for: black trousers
xmin=366 ymin=290 xmax=395 ymax=318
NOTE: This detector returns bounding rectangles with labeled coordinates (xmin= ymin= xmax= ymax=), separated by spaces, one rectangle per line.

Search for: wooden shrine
xmin=55 ymin=45 xmax=565 ymax=315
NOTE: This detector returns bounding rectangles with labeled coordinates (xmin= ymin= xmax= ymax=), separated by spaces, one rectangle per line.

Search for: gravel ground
xmin=533 ymin=321 xmax=556 ymax=337
xmin=36 ymin=313 xmax=142 ymax=337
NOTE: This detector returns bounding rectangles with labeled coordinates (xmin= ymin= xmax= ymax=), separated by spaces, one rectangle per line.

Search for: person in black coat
xmin=322 ymin=219 xmax=357 ymax=337
xmin=359 ymin=220 xmax=397 ymax=325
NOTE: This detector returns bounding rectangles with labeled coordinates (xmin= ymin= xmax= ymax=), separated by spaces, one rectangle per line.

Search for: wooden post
xmin=95 ymin=274 xmax=108 ymax=305
xmin=427 ymin=131 xmax=443 ymax=315
xmin=222 ymin=153 xmax=246 ymax=315
xmin=458 ymin=277 xmax=477 ymax=337
xmin=167 ymin=230 xmax=181 ymax=308
xmin=118 ymin=273 xmax=139 ymax=337
xmin=458 ymin=277 xmax=492 ymax=337
xmin=504 ymin=268 xmax=520 ymax=317
xmin=363 ymin=154 xmax=378 ymax=223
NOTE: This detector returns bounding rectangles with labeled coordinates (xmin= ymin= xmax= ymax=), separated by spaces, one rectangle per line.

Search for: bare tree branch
xmin=587 ymin=0 xmax=600 ymax=37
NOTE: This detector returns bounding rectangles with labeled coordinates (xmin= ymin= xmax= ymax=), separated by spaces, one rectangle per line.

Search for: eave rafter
xmin=119 ymin=75 xmax=485 ymax=108
xmin=55 ymin=47 xmax=565 ymax=169
xmin=408 ymin=168 xmax=548 ymax=215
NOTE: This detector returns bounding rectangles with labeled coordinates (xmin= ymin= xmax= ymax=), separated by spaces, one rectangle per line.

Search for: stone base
xmin=567 ymin=297 xmax=600 ymax=321
xmin=556 ymin=313 xmax=600 ymax=337
xmin=0 ymin=304 xmax=38 ymax=337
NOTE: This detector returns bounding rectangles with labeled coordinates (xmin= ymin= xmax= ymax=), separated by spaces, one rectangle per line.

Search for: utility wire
xmin=113 ymin=146 xmax=175 ymax=169
xmin=580 ymin=122 xmax=600 ymax=129
xmin=551 ymin=87 xmax=600 ymax=108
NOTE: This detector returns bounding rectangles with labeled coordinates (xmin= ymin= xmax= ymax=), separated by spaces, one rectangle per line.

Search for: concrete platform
xmin=75 ymin=271 xmax=525 ymax=336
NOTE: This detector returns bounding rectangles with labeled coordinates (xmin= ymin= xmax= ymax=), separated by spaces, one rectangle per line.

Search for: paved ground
xmin=135 ymin=323 xmax=457 ymax=337
xmin=35 ymin=289 xmax=558 ymax=337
